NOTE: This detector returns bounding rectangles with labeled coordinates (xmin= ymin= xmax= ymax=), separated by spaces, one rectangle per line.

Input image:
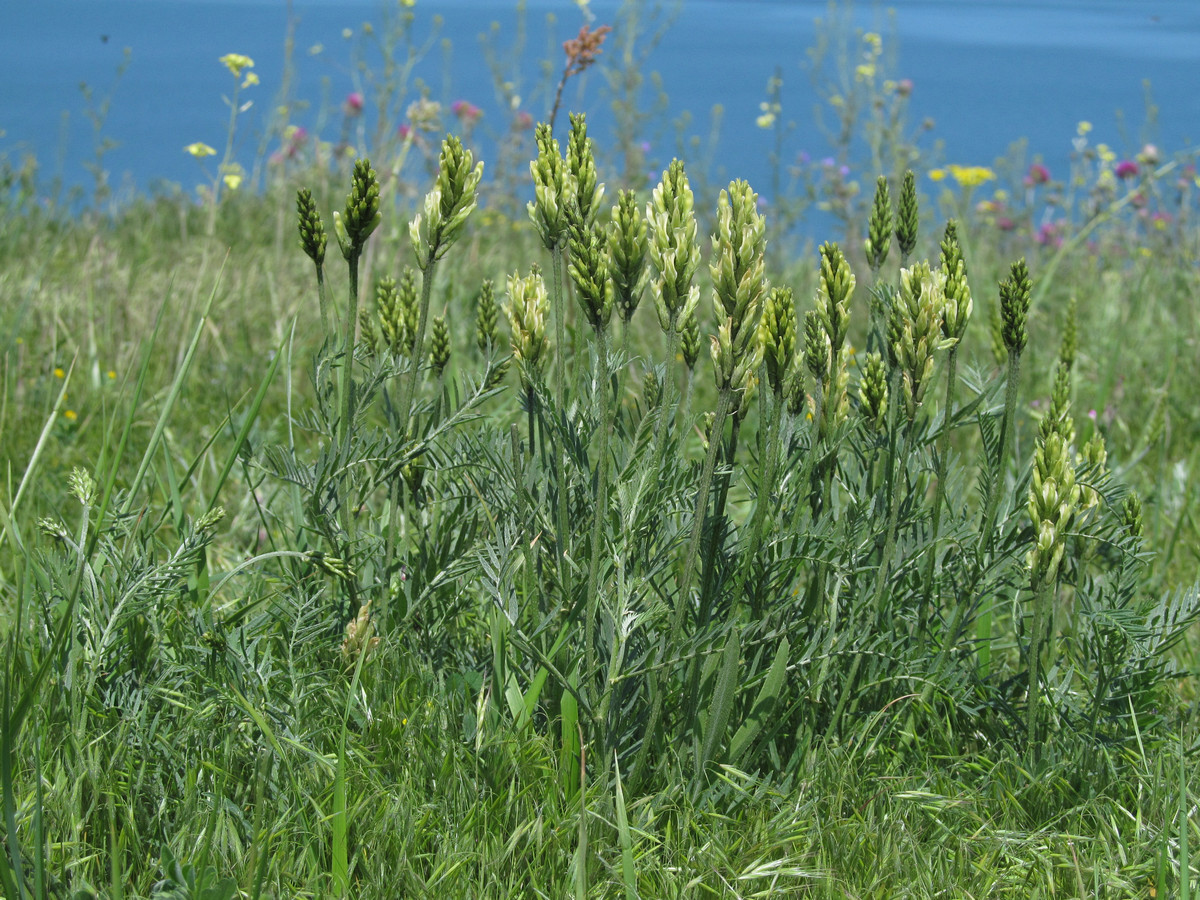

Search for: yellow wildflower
xmin=185 ymin=142 xmax=217 ymax=158
xmin=929 ymin=168 xmax=946 ymax=182
xmin=946 ymin=164 xmax=995 ymax=188
xmin=241 ymin=71 xmax=259 ymax=88
xmin=54 ymin=367 xmax=65 ymax=379
xmin=1077 ymin=120 xmax=1092 ymax=136
xmin=63 ymin=410 xmax=77 ymax=421
xmin=219 ymin=53 xmax=254 ymax=78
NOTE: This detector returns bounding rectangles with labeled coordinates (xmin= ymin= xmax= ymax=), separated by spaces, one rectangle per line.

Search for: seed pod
xmin=761 ymin=285 xmax=796 ymax=397
xmin=858 ymin=350 xmax=888 ymax=431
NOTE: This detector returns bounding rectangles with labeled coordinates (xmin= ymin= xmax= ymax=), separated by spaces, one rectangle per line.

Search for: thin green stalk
xmin=1026 ymin=575 xmax=1056 ymax=749
xmin=549 ymin=246 xmax=571 ymax=607
xmin=870 ymin=369 xmax=907 ymax=620
xmin=584 ymin=325 xmax=612 ymax=708
xmin=919 ymin=345 xmax=960 ymax=639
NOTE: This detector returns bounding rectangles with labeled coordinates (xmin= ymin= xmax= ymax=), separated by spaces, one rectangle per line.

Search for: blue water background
xmin=4 ymin=0 xmax=1199 ymax=223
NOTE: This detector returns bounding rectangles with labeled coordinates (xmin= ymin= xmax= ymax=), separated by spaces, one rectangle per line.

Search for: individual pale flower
xmin=241 ymin=71 xmax=259 ymax=88
xmin=1076 ymin=120 xmax=1092 ymax=136
xmin=185 ymin=142 xmax=217 ymax=158
xmin=895 ymin=78 xmax=913 ymax=97
xmin=1139 ymin=143 xmax=1160 ymax=165
xmin=221 ymin=164 xmax=244 ymax=191
xmin=219 ymin=53 xmax=254 ymax=78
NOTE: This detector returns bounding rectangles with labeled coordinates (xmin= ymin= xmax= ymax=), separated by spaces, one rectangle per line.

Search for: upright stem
xmin=337 ymin=248 xmax=362 ymax=607
xmin=1026 ymin=575 xmax=1056 ymax=751
xmin=919 ymin=346 xmax=960 ymax=640
xmin=870 ymin=369 xmax=906 ymax=621
xmin=584 ymin=326 xmax=612 ymax=708
xmin=548 ymin=246 xmax=571 ymax=613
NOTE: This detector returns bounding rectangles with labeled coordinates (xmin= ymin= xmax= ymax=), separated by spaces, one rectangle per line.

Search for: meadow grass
xmin=1 ymin=5 xmax=1199 ymax=898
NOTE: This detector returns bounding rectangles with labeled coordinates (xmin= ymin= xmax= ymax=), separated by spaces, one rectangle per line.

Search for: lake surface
xmin=4 ymin=0 xmax=1200 ymax=222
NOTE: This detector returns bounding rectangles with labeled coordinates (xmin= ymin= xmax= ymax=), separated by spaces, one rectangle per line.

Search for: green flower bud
xmin=761 ymin=285 xmax=796 ymax=397
xmin=1060 ymin=296 xmax=1077 ymax=371
xmin=804 ymin=310 xmax=828 ymax=383
xmin=642 ymin=369 xmax=663 ymax=411
xmin=476 ymin=279 xmax=499 ymax=353
xmin=865 ymin=175 xmax=892 ymax=272
xmin=816 ymin=241 xmax=853 ymax=355
xmin=341 ymin=158 xmax=382 ymax=257
xmin=1039 ymin=360 xmax=1074 ymax=445
xmin=568 ymin=213 xmax=612 ymax=332
xmin=999 ymin=258 xmax=1032 ymax=355
xmin=858 ymin=350 xmax=888 ymax=431
xmin=989 ymin=299 xmax=1007 ymax=368
xmin=373 ymin=275 xmax=402 ymax=354
xmin=680 ymin=306 xmax=701 ymax=371
xmin=896 ymin=169 xmax=919 ymax=261
xmin=1121 ymin=490 xmax=1143 ymax=539
xmin=430 ymin=314 xmax=451 ymax=377
xmin=296 ymin=187 xmax=327 ymax=266
xmin=784 ymin=356 xmax=806 ymax=417
xmin=608 ymin=190 xmax=649 ymax=325
xmin=566 ymin=112 xmax=604 ymax=232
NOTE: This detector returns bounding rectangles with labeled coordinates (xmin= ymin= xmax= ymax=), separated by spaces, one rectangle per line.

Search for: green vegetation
xmin=1 ymin=4 xmax=1198 ymax=897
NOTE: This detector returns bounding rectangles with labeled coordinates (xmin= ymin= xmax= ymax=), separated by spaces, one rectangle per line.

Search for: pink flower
xmin=895 ymin=78 xmax=913 ymax=97
xmin=1035 ymin=222 xmax=1063 ymax=248
xmin=1115 ymin=159 xmax=1140 ymax=179
xmin=398 ymin=123 xmax=413 ymax=140
xmin=515 ymin=110 xmax=534 ymax=131
xmin=451 ymin=99 xmax=482 ymax=125
xmin=996 ymin=217 xmax=1016 ymax=232
xmin=344 ymin=92 xmax=364 ymax=116
xmin=1138 ymin=143 xmax=1159 ymax=165
xmin=1025 ymin=162 xmax=1051 ymax=186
